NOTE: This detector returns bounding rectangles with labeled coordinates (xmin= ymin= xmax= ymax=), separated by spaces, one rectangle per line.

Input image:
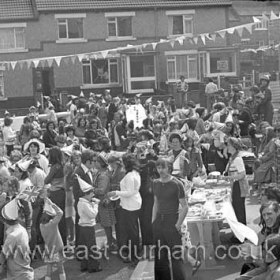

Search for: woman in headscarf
xmin=223 ymin=137 xmax=249 ymax=225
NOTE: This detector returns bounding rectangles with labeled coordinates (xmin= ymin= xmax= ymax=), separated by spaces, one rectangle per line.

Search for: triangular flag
xmin=151 ymin=42 xmax=157 ymax=50
xmin=142 ymin=43 xmax=148 ymax=48
xmin=253 ymin=16 xmax=261 ymax=23
xmin=11 ymin=61 xmax=17 ymax=70
xmin=77 ymin=54 xmax=84 ymax=62
xmin=47 ymin=59 xmax=54 ymax=68
xmin=271 ymin=11 xmax=278 ymax=20
xmin=177 ymin=36 xmax=184 ymax=45
xmin=55 ymin=56 xmax=62 ymax=66
xmin=200 ymin=34 xmax=206 ymax=45
xmin=236 ymin=26 xmax=244 ymax=37
xmin=33 ymin=59 xmax=40 ymax=68
xmin=262 ymin=13 xmax=270 ymax=21
xmin=26 ymin=60 xmax=33 ymax=69
xmin=160 ymin=39 xmax=167 ymax=43
xmin=170 ymin=40 xmax=176 ymax=48
xmin=210 ymin=33 xmax=216 ymax=41
xmin=71 ymin=56 xmax=76 ymax=64
xmin=217 ymin=30 xmax=226 ymax=39
xmin=193 ymin=37 xmax=198 ymax=44
xmin=226 ymin=27 xmax=235 ymax=34
xmin=244 ymin=23 xmax=253 ymax=34
xmin=101 ymin=50 xmax=109 ymax=59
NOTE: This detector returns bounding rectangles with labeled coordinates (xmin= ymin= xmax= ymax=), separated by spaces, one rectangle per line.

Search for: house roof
xmin=35 ymin=0 xmax=232 ymax=12
xmin=0 ymin=0 xmax=36 ymax=21
xmin=231 ymin=1 xmax=280 ymax=17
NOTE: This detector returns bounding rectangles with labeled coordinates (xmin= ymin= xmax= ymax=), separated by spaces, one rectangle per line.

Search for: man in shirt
xmin=152 ymin=158 xmax=188 ymax=280
xmin=205 ymin=78 xmax=218 ymax=113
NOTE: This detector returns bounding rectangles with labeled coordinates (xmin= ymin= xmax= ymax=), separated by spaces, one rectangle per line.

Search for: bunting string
xmin=1 ymin=11 xmax=280 ymax=70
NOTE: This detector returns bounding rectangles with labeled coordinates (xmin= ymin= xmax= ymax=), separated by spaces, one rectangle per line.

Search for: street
xmin=29 ymin=193 xmax=261 ymax=280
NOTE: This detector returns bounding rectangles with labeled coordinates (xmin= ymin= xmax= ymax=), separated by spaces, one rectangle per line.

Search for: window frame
xmin=165 ymin=50 xmax=199 ymax=83
xmin=105 ymin=12 xmax=136 ymax=41
xmin=166 ymin=10 xmax=195 ymax=38
xmin=0 ymin=23 xmax=27 ymax=53
xmin=55 ymin=13 xmax=87 ymax=43
xmin=81 ymin=57 xmax=120 ymax=88
xmin=206 ymin=49 xmax=237 ymax=77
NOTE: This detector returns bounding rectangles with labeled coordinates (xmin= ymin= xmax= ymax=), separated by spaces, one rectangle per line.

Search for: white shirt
xmin=205 ymin=82 xmax=218 ymax=94
xmin=81 ymin=163 xmax=93 ymax=183
xmin=117 ymin=170 xmax=142 ymax=211
xmin=77 ymin=197 xmax=98 ymax=227
xmin=228 ymin=154 xmax=245 ymax=177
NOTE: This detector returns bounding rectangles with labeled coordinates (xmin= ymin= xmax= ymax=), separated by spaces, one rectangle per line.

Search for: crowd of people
xmin=0 ymin=74 xmax=280 ymax=280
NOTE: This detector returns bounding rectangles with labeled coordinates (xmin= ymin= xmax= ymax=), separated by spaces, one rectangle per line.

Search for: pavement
xmin=4 ymin=193 xmax=261 ymax=280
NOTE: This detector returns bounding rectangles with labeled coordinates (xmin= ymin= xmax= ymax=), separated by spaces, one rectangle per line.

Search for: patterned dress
xmin=94 ymin=169 xmax=116 ymax=227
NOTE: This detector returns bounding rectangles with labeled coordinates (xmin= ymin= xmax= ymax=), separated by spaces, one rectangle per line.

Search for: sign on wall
xmin=217 ymin=60 xmax=229 ymax=71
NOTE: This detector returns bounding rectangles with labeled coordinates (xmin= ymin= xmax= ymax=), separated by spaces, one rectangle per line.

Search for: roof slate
xmin=0 ymin=0 xmax=35 ymax=21
xmin=36 ymin=0 xmax=232 ymax=11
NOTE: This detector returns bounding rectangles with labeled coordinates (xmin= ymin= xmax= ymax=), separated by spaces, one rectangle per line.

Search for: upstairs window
xmin=0 ymin=23 xmax=26 ymax=52
xmin=55 ymin=14 xmax=86 ymax=42
xmin=105 ymin=12 xmax=135 ymax=40
xmin=166 ymin=10 xmax=195 ymax=37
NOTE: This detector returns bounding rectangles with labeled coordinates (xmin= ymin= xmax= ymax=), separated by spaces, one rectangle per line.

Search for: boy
xmin=77 ymin=176 xmax=102 ymax=273
xmin=0 ymin=198 xmax=34 ymax=279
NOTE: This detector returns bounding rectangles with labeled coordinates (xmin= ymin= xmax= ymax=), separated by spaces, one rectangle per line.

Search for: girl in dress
xmin=40 ymin=198 xmax=66 ymax=280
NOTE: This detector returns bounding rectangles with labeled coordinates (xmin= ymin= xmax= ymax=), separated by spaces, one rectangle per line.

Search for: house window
xmin=105 ymin=12 xmax=135 ymax=40
xmin=55 ymin=14 xmax=86 ymax=42
xmin=255 ymin=16 xmax=268 ymax=30
xmin=82 ymin=59 xmax=119 ymax=85
xmin=58 ymin=18 xmax=83 ymax=39
xmin=208 ymin=50 xmax=236 ymax=76
xmin=166 ymin=10 xmax=195 ymax=37
xmin=124 ymin=55 xmax=156 ymax=93
xmin=258 ymin=40 xmax=265 ymax=47
xmin=0 ymin=26 xmax=25 ymax=51
xmin=167 ymin=54 xmax=198 ymax=81
xmin=0 ymin=70 xmax=4 ymax=99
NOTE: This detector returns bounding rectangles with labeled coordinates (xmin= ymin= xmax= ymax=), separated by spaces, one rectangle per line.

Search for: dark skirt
xmin=232 ymin=181 xmax=246 ymax=225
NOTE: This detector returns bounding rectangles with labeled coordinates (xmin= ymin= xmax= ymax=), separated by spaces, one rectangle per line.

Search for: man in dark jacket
xmin=237 ymin=100 xmax=252 ymax=136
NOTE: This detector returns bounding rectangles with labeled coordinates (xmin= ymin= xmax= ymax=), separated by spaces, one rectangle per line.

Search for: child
xmin=77 ymin=176 xmax=102 ymax=273
xmin=0 ymin=198 xmax=34 ymax=279
xmin=40 ymin=198 xmax=66 ymax=280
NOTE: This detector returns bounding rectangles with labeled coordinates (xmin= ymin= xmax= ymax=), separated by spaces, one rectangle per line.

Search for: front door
xmin=33 ymin=67 xmax=54 ymax=105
